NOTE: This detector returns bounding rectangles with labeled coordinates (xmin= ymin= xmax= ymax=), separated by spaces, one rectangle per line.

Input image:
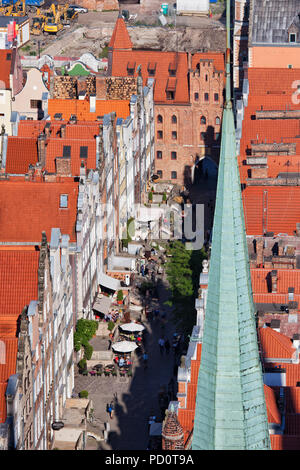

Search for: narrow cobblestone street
xmin=74 ymin=275 xmax=178 ymax=450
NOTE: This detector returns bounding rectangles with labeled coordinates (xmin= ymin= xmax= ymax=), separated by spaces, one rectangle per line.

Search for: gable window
xmin=171 ymin=171 xmax=177 ymax=179
xmin=168 ymin=63 xmax=177 ymax=77
xmin=200 ymin=116 xmax=206 ymax=125
xmin=171 ymin=151 xmax=177 ymax=160
xmin=171 ymin=115 xmax=177 ymax=124
xmin=157 ymin=114 xmax=163 ymax=123
xmin=156 ymin=151 xmax=162 ymax=159
xmin=80 ymin=146 xmax=88 ymax=158
xmin=60 ymin=194 xmax=68 ymax=208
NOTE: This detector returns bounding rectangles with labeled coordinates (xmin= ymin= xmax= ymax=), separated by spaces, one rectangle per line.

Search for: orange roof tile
xmin=191 ymin=52 xmax=225 ymax=72
xmin=0 ymin=50 xmax=13 ymax=90
xmin=0 ymin=180 xmax=78 ymax=243
xmin=45 ymin=137 xmax=97 ymax=175
xmin=47 ymin=99 xmax=130 ymax=121
xmin=0 ymin=250 xmax=39 ymax=318
xmin=5 ymin=137 xmax=38 ymax=174
xmin=259 ymin=326 xmax=296 ymax=359
xmin=108 ymin=16 xmax=133 ymax=51
xmin=111 ymin=50 xmax=189 ymax=104
xmin=270 ymin=434 xmax=300 ymax=450
xmin=251 ymin=269 xmax=300 ymax=295
xmin=264 ymin=385 xmax=281 ymax=424
xmin=242 ymin=186 xmax=300 ymax=236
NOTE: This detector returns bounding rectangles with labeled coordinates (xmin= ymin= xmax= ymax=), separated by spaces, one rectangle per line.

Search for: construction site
xmin=0 ymin=0 xmax=226 ymax=58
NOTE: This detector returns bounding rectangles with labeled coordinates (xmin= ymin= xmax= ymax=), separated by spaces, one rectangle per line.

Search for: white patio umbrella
xmin=112 ymin=341 xmax=138 ymax=353
xmin=120 ymin=322 xmax=145 ymax=332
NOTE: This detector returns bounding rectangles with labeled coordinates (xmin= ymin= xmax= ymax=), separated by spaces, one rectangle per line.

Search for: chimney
xmin=256 ymin=237 xmax=264 ymax=267
xmin=55 ymin=156 xmax=71 ymax=176
xmin=78 ymin=91 xmax=86 ymax=101
xmin=61 ymin=124 xmax=66 ymax=139
xmin=271 ymin=270 xmax=278 ymax=293
xmin=288 ymin=287 xmax=294 ymax=301
xmin=96 ymin=76 xmax=107 ymax=100
xmin=293 ymin=334 xmax=300 ymax=349
xmin=37 ymin=133 xmax=46 ymax=168
xmin=69 ymin=114 xmax=77 ymax=125
xmin=44 ymin=122 xmax=51 ymax=138
xmin=90 ymin=94 xmax=96 ymax=113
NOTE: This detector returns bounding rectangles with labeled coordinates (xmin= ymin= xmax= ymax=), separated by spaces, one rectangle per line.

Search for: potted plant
xmin=117 ymin=290 xmax=123 ymax=304
xmin=79 ymin=390 xmax=89 ymax=399
xmin=78 ymin=358 xmax=87 ymax=374
xmin=162 ymin=192 xmax=167 ymax=203
xmin=107 ymin=320 xmax=115 ymax=332
xmin=148 ymin=191 xmax=153 ymax=202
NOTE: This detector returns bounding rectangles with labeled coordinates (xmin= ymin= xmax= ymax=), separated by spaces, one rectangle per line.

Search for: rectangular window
xmin=157 ymin=130 xmax=163 ymax=139
xmin=60 ymin=194 xmax=68 ymax=208
xmin=30 ymin=100 xmax=41 ymax=109
xmin=214 ymin=93 xmax=219 ymax=102
xmin=80 ymin=146 xmax=88 ymax=158
xmin=204 ymin=93 xmax=209 ymax=102
xmin=157 ymin=170 xmax=163 ymax=178
xmin=156 ymin=151 xmax=162 ymax=159
xmin=171 ymin=171 xmax=177 ymax=179
xmin=171 ymin=151 xmax=177 ymax=160
xmin=63 ymin=145 xmax=71 ymax=157
xmin=166 ymin=91 xmax=175 ymax=100
xmin=194 ymin=92 xmax=199 ymax=101
xmin=289 ymin=33 xmax=296 ymax=43
xmin=172 ymin=131 xmax=177 ymax=140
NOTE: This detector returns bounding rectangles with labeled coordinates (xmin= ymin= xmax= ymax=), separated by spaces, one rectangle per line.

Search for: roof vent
xmin=54 ymin=113 xmax=62 ymax=121
xmin=69 ymin=114 xmax=77 ymax=124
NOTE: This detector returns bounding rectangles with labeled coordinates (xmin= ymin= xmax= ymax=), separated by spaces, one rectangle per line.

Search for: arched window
xmin=171 ymin=115 xmax=177 ymax=124
xmin=200 ymin=116 xmax=206 ymax=125
xmin=216 ymin=116 xmax=220 ymax=125
xmin=157 ymin=114 xmax=163 ymax=123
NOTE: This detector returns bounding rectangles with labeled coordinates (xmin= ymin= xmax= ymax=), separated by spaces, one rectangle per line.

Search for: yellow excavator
xmin=43 ymin=6 xmax=63 ymax=34
xmin=11 ymin=0 xmax=26 ymax=16
xmin=59 ymin=4 xmax=78 ymax=25
xmin=30 ymin=8 xmax=45 ymax=35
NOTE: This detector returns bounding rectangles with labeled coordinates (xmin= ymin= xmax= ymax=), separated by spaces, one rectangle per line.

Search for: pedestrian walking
xmin=108 ymin=402 xmax=114 ymax=419
xmin=165 ymin=339 xmax=170 ymax=354
xmin=158 ymin=337 xmax=165 ymax=355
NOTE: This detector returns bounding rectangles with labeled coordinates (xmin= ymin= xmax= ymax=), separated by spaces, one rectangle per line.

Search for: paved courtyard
xmin=74 ymin=276 xmax=178 ymax=450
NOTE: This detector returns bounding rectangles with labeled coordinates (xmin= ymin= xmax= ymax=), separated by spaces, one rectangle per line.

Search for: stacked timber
xmin=53 ymin=76 xmax=77 ymax=99
xmin=106 ymin=77 xmax=137 ymax=100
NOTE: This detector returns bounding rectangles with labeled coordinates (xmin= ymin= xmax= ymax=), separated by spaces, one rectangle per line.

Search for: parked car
xmin=69 ymin=4 xmax=88 ymax=13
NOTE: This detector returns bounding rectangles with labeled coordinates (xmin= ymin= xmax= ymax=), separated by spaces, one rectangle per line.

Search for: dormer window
xmin=148 ymin=62 xmax=156 ymax=76
xmin=289 ymin=33 xmax=296 ymax=43
xmin=127 ymin=61 xmax=135 ymax=76
xmin=168 ymin=62 xmax=177 ymax=77
xmin=60 ymin=194 xmax=68 ymax=208
xmin=166 ymin=78 xmax=176 ymax=100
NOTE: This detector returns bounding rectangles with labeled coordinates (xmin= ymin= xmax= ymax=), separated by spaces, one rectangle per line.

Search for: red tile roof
xmin=242 ymin=186 xmax=300 ymax=236
xmin=5 ymin=137 xmax=38 ymax=174
xmin=45 ymin=137 xmax=97 ymax=175
xmin=264 ymin=385 xmax=281 ymax=424
xmin=270 ymin=434 xmax=300 ymax=450
xmin=259 ymin=326 xmax=296 ymax=359
xmin=108 ymin=16 xmax=133 ymax=50
xmin=0 ymin=249 xmax=39 ymax=318
xmin=111 ymin=50 xmax=190 ymax=104
xmin=251 ymin=268 xmax=300 ymax=295
xmin=0 ymin=50 xmax=13 ymax=90
xmin=47 ymin=99 xmax=130 ymax=121
xmin=191 ymin=52 xmax=225 ymax=73
xmin=0 ymin=180 xmax=78 ymax=243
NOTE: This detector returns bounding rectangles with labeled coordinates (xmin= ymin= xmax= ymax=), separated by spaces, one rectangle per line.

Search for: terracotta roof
xmin=191 ymin=52 xmax=225 ymax=72
xmin=108 ymin=16 xmax=133 ymax=51
xmin=259 ymin=326 xmax=296 ymax=359
xmin=242 ymin=186 xmax=300 ymax=236
xmin=251 ymin=268 xmax=300 ymax=295
xmin=111 ymin=50 xmax=189 ymax=104
xmin=5 ymin=137 xmax=38 ymax=174
xmin=285 ymin=387 xmax=300 ymax=413
xmin=270 ymin=434 xmax=300 ymax=450
xmin=47 ymin=99 xmax=130 ymax=121
xmin=0 ymin=249 xmax=39 ymax=318
xmin=0 ymin=49 xmax=12 ymax=90
xmin=45 ymin=137 xmax=97 ymax=175
xmin=0 ymin=180 xmax=78 ymax=243
xmin=264 ymin=385 xmax=281 ymax=424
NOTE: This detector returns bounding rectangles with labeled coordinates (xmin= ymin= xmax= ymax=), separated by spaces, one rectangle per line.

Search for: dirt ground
xmin=22 ymin=2 xmax=226 ymax=58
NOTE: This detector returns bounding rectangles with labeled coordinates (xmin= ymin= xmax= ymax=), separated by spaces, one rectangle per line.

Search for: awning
xmin=92 ymin=295 xmax=112 ymax=315
xmin=98 ymin=272 xmax=120 ymax=291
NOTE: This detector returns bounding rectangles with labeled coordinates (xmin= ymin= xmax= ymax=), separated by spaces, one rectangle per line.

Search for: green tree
xmin=165 ymin=241 xmax=207 ymax=336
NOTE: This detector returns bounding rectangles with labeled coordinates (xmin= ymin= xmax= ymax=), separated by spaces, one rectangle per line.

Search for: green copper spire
xmin=191 ymin=0 xmax=271 ymax=450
